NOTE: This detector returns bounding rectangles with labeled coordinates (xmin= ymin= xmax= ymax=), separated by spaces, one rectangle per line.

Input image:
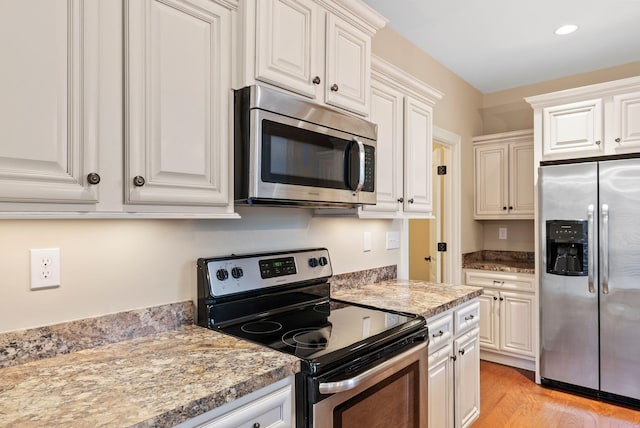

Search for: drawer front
xmin=454 ymin=301 xmax=480 ymax=335
xmin=465 ymin=270 xmax=534 ymax=292
xmin=427 ymin=313 xmax=453 ymax=351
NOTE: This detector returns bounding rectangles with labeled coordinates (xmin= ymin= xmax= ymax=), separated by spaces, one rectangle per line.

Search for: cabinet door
xmin=454 ymin=328 xmax=480 ymax=428
xmin=474 ymin=144 xmax=508 ymax=217
xmin=362 ymin=79 xmax=403 ymax=215
xmin=255 ymin=0 xmax=321 ymax=99
xmin=611 ymin=91 xmax=640 ymax=153
xmin=499 ymin=291 xmax=534 ymax=357
xmin=325 ymin=13 xmax=370 ymax=115
xmin=428 ymin=344 xmax=454 ymax=428
xmin=508 ymin=141 xmax=534 ymax=216
xmin=125 ymin=0 xmax=230 ymax=206
xmin=478 ymin=291 xmax=499 ymax=351
xmin=404 ymin=96 xmax=433 ymax=214
xmin=543 ymin=99 xmax=604 ymax=160
xmin=0 ymin=0 xmax=99 ymax=205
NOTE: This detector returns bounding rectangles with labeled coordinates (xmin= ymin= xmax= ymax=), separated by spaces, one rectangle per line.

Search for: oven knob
xmin=308 ymin=257 xmax=319 ymax=268
xmin=318 ymin=256 xmax=328 ymax=266
xmin=231 ymin=267 xmax=243 ymax=279
xmin=216 ymin=269 xmax=229 ymax=281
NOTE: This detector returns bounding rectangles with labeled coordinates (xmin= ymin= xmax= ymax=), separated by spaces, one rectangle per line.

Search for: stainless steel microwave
xmin=234 ymin=85 xmax=377 ymax=208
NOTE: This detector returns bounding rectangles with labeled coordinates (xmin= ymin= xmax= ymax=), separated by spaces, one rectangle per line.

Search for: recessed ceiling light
xmin=554 ymin=24 xmax=579 ymax=35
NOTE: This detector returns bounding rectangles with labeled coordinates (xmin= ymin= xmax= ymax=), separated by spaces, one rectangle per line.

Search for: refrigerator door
xmin=599 ymin=158 xmax=640 ymax=400
xmin=539 ymin=162 xmax=599 ymax=390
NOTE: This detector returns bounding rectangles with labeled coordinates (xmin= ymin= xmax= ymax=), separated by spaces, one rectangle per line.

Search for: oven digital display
xmin=259 ymin=256 xmax=297 ymax=279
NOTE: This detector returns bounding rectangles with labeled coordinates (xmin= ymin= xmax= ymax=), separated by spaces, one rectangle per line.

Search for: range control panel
xmin=199 ymin=248 xmax=332 ymax=298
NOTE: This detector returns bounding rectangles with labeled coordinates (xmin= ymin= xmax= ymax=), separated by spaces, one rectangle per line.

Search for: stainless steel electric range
xmin=197 ymin=248 xmax=429 ymax=428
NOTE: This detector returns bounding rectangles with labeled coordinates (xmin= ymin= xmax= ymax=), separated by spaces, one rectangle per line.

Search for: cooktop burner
xmin=240 ymin=320 xmax=283 ymax=335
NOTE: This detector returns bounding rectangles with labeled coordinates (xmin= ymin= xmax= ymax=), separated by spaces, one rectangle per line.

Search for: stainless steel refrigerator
xmin=540 ymin=157 xmax=640 ymax=403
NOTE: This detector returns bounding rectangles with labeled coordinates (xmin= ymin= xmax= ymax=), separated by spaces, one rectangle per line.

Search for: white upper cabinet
xmin=473 ymin=130 xmax=533 ymax=219
xmin=241 ymin=0 xmax=386 ymax=116
xmin=527 ymin=76 xmax=640 ymax=161
xmin=324 ymin=13 xmax=371 ymax=114
xmin=0 ymin=0 xmax=100 ymax=207
xmin=0 ymin=0 xmax=238 ymax=217
xmin=360 ymin=57 xmax=443 ymax=218
xmin=404 ymin=96 xmax=434 ymax=213
xmin=255 ymin=0 xmax=321 ymax=99
xmin=611 ymin=90 xmax=640 ymax=153
xmin=125 ymin=0 xmax=232 ymax=208
xmin=543 ymin=99 xmax=604 ymax=159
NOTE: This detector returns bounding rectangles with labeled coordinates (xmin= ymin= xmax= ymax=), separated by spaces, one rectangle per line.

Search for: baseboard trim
xmin=480 ymin=350 xmax=535 ymax=371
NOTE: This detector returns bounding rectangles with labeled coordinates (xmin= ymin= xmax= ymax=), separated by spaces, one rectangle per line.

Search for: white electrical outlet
xmin=386 ymin=231 xmax=400 ymax=249
xmin=499 ymin=227 xmax=508 ymax=240
xmin=30 ymin=248 xmax=61 ymax=289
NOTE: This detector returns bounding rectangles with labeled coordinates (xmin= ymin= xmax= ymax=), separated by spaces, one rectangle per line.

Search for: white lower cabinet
xmin=175 ymin=376 xmax=294 ymax=428
xmin=465 ymin=270 xmax=535 ymax=371
xmin=427 ymin=299 xmax=480 ymax=428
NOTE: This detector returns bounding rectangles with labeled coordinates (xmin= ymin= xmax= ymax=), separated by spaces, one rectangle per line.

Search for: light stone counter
xmin=0 ymin=312 xmax=299 ymax=428
xmin=332 ymin=279 xmax=483 ymax=319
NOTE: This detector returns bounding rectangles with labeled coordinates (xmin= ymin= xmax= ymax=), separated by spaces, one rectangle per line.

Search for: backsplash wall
xmin=0 ymin=208 xmax=400 ymax=333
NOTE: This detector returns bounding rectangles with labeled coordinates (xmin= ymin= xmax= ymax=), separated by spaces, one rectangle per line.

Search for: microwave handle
xmin=352 ymin=138 xmax=365 ymax=195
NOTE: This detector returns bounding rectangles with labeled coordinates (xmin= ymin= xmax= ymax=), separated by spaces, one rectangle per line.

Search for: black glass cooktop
xmin=216 ymin=299 xmax=426 ymax=374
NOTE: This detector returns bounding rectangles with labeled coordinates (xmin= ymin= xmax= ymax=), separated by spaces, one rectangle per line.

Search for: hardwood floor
xmin=472 ymin=361 xmax=640 ymax=428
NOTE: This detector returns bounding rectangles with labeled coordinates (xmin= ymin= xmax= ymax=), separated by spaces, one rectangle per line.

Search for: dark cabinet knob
xmin=615 ymin=137 xmax=621 ymax=143
xmin=408 ymin=198 xmax=414 ymax=204
xmin=509 ymin=206 xmax=513 ymax=210
xmin=503 ymin=206 xmax=507 ymax=210
xmin=312 ymin=76 xmax=321 ymax=85
xmin=397 ymin=197 xmax=404 ymax=203
xmin=499 ymin=297 xmax=504 ymax=301
xmin=459 ymin=348 xmax=465 ymax=355
xmin=595 ymin=140 xmax=601 ymax=145
xmin=253 ymin=423 xmax=260 ymax=428
xmin=493 ymin=296 xmax=498 ymax=301
xmin=87 ymin=173 xmax=101 ymax=185
xmin=330 ymin=83 xmax=339 ymax=92
xmin=432 ymin=330 xmax=444 ymax=338
xmin=133 ymin=176 xmax=145 ymax=187
xmin=451 ymin=355 xmax=457 ymax=362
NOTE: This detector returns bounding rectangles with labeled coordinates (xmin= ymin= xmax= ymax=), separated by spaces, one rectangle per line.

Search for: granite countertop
xmin=0 ymin=276 xmax=481 ymax=427
xmin=0 ymin=315 xmax=299 ymax=428
xmin=332 ymin=279 xmax=483 ymax=319
xmin=462 ymin=250 xmax=535 ymax=274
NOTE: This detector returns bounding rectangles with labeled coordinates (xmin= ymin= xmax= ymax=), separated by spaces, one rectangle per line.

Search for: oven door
xmin=312 ymin=342 xmax=428 ymax=428
xmin=247 ymin=109 xmax=376 ymax=206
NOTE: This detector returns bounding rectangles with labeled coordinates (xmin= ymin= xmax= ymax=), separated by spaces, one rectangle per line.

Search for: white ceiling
xmin=362 ymin=0 xmax=640 ymax=93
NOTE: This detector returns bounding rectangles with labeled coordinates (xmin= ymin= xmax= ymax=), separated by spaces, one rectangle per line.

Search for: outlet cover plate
xmin=30 ymin=248 xmax=61 ymax=289
xmin=386 ymin=231 xmax=401 ymax=250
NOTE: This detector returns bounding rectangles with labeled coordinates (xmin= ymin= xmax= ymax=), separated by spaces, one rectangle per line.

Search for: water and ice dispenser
xmin=546 ymin=220 xmax=588 ymax=276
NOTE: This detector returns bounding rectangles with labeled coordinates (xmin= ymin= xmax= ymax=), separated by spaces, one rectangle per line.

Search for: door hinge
xmin=437 ymin=242 xmax=447 ymax=252
xmin=437 ymin=165 xmax=447 ymax=175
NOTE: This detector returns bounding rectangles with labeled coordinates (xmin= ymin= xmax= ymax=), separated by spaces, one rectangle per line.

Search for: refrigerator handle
xmin=601 ymin=204 xmax=609 ymax=295
xmin=587 ymin=204 xmax=595 ymax=294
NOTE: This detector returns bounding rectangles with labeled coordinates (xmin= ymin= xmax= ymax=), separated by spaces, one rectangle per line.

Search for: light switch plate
xmin=386 ymin=231 xmax=400 ymax=249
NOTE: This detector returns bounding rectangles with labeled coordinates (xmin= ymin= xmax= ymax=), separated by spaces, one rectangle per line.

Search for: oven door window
xmin=332 ymin=363 xmax=421 ymax=428
xmin=261 ymin=120 xmax=360 ymax=191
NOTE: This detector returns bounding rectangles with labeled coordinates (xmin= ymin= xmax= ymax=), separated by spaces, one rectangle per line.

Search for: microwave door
xmin=250 ymin=110 xmax=362 ymax=205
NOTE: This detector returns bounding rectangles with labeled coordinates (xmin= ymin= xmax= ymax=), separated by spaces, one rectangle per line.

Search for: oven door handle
xmin=318 ymin=342 xmax=425 ymax=394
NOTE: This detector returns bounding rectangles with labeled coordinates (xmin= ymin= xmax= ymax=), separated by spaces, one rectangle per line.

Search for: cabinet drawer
xmin=454 ymin=301 xmax=480 ymax=335
xmin=427 ymin=313 xmax=453 ymax=350
xmin=465 ymin=270 xmax=534 ymax=292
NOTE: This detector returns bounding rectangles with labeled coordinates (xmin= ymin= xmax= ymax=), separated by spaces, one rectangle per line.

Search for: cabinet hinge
xmin=437 ymin=242 xmax=447 ymax=252
xmin=437 ymin=165 xmax=447 ymax=175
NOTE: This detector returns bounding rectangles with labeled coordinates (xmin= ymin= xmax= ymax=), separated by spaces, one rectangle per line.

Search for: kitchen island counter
xmin=332 ymin=279 xmax=483 ymax=319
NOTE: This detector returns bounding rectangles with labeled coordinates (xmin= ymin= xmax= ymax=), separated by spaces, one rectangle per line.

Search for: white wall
xmin=0 ymin=209 xmax=399 ymax=333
